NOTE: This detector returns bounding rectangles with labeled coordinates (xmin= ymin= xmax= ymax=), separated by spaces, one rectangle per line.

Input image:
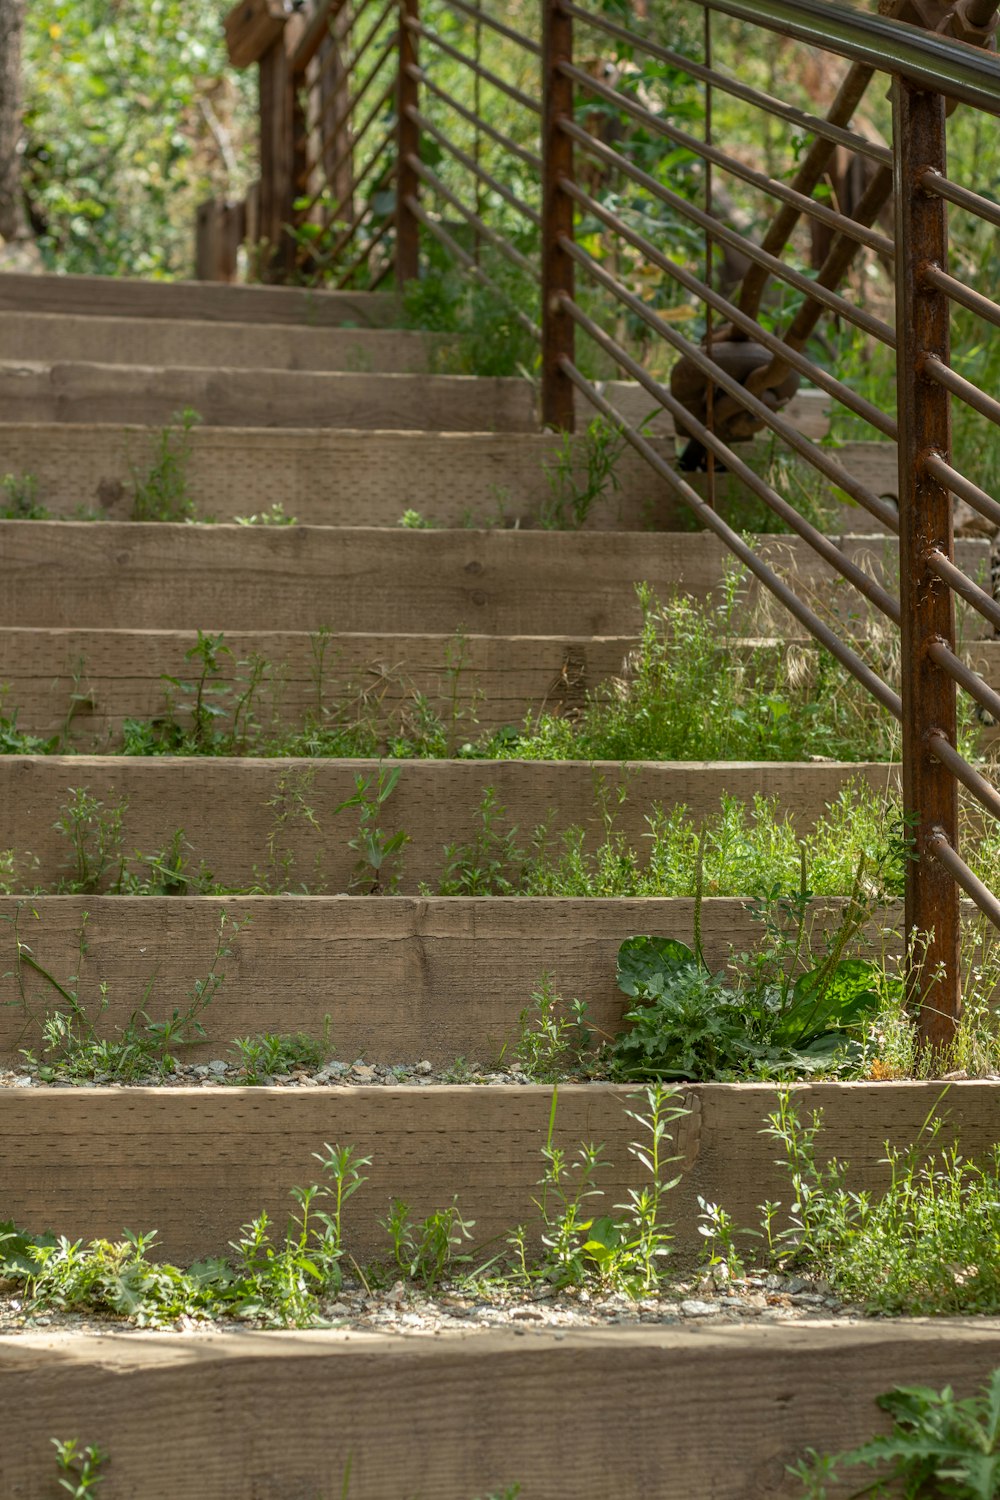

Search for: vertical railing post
xmin=541 ymin=0 xmax=575 ymax=430
xmin=396 ymin=0 xmax=420 ymax=286
xmin=893 ymin=75 xmax=962 ymax=1051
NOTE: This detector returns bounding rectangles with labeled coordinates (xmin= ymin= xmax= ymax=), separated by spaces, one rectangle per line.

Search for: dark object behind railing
xmin=211 ymin=0 xmax=1000 ymax=1053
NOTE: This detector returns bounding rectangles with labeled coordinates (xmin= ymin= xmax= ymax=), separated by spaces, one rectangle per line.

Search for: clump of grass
xmin=433 ymin=779 xmax=905 ymax=901
xmin=516 ymin=974 xmax=593 ymax=1081
xmin=1 ymin=472 xmax=47 ymax=519
xmin=0 ymin=1142 xmax=370 ymax=1329
xmin=481 ymin=571 xmax=906 ymax=764
xmin=130 ymin=407 xmax=201 ymax=523
xmin=709 ymin=1090 xmax=1000 ymax=1316
xmin=229 ymin=1025 xmax=332 ymax=1085
xmin=9 ymin=907 xmax=248 ymax=1083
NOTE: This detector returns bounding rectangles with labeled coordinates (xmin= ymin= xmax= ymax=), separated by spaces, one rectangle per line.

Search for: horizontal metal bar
xmin=404 ymin=194 xmax=542 ymax=341
xmin=560 ymin=117 xmax=897 ymax=349
xmin=559 ymin=60 xmax=895 ymax=260
xmin=649 ymin=0 xmax=1000 ymax=113
xmin=557 ymin=271 xmax=901 ymax=623
xmin=922 ymin=264 xmax=1000 ymax=333
xmin=920 ymin=168 xmax=1000 ymax=232
xmin=559 ymin=352 xmax=903 ymax=720
xmin=407 ymin=154 xmax=538 ymax=276
xmin=557 ymin=0 xmax=891 ymax=164
xmin=927 ymin=730 xmax=1000 ymax=823
xmin=927 ymin=828 xmax=1000 ymax=932
xmin=923 ymin=353 xmax=1000 ymax=427
xmin=404 ymin=16 xmax=542 ymax=114
xmin=410 ymin=66 xmax=542 ymax=171
xmin=558 ymin=169 xmax=899 ymax=451
xmin=928 ymin=638 xmax=1000 ymax=724
xmin=438 ymin=0 xmax=541 ymax=56
xmin=924 ymin=453 xmax=1000 ymax=533
xmin=406 ymin=102 xmax=541 ymax=225
xmin=925 ymin=547 xmax=1000 ymax=633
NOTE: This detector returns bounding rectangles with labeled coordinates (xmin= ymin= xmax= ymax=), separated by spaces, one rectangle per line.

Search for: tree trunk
xmin=0 ymin=0 xmax=27 ymax=243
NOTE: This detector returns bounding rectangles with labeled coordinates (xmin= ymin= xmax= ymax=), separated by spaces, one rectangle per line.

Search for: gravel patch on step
xmin=0 ymin=1058 xmax=546 ymax=1089
xmin=0 ymin=1270 xmax=866 ymax=1339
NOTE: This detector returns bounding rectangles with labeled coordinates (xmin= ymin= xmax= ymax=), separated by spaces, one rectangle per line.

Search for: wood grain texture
xmin=0 ymin=894 xmax=899 ymax=1062
xmin=0 ymin=425 xmax=896 ymax=526
xmin=0 ymin=361 xmax=538 ymax=432
xmin=0 ymin=627 xmax=634 ymax=741
xmin=0 ymin=756 xmax=895 ymax=890
xmin=4 ymin=1321 xmax=1000 ymax=1499
xmin=4 ymin=524 xmax=987 ymax=636
xmin=0 ymin=271 xmax=403 ymax=325
xmin=8 ymin=628 xmax=1000 ymax=744
xmin=0 ymin=1081 xmax=997 ymax=1268
xmin=0 ymin=312 xmax=443 ymax=374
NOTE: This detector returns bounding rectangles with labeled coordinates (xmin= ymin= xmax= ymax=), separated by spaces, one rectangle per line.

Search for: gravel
xmin=0 ymin=1057 xmax=545 ymax=1090
xmin=0 ymin=1269 xmax=864 ymax=1340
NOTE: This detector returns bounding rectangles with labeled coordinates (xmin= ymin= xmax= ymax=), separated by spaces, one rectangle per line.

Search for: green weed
xmin=234 ymin=502 xmax=297 ymax=526
xmin=229 ymin=1026 xmax=332 ymax=1085
xmin=8 ymin=907 xmax=248 ymax=1082
xmin=130 ymin=407 xmax=201 ymax=523
xmin=516 ymin=974 xmax=593 ymax=1081
xmin=1 ymin=472 xmax=47 ymax=519
xmin=52 ymin=1438 xmax=108 ymax=1498
xmin=541 ymin=415 xmax=626 ymax=529
xmin=792 ymin=1367 xmax=1000 ymax=1498
xmin=381 ymin=1197 xmax=476 ymax=1291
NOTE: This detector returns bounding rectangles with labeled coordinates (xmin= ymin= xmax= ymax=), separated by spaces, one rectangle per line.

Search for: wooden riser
xmin=0 ymin=362 xmax=538 ymax=432
xmin=0 ymin=423 xmax=895 ymax=528
xmin=1 ymin=1082 xmax=996 ymax=1265
xmin=0 ymin=313 xmax=441 ymax=375
xmin=6 ymin=1323 xmax=1000 ymax=1500
xmin=0 ymin=894 xmax=899 ymax=1064
xmin=0 ymin=757 xmax=893 ymax=892
xmin=2 ymin=524 xmax=988 ymax=637
xmin=0 ymin=627 xmax=634 ymax=741
xmin=4 ymin=627 xmax=1000 ymax=745
xmin=0 ymin=271 xmax=403 ymax=326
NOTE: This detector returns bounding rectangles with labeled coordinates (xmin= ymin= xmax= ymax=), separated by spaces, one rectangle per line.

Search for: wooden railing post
xmin=396 ymin=0 xmax=420 ymax=286
xmin=541 ymin=0 xmax=575 ymax=430
xmin=893 ymin=75 xmax=962 ymax=1049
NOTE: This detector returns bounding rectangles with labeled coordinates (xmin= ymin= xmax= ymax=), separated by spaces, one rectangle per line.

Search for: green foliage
xmin=540 ymin=417 xmax=626 ymax=529
xmin=1 ymin=473 xmax=47 ymax=520
xmin=130 ymin=408 xmax=201 ymax=523
xmin=793 ymin=1369 xmax=1000 ymax=1499
xmin=229 ymin=1027 xmax=331 ymax=1085
xmin=516 ymin=974 xmax=593 ymax=1081
xmin=481 ymin=573 xmax=904 ymax=765
xmin=23 ymin=1 xmax=253 ymax=277
xmin=333 ymin=765 xmax=410 ymax=894
xmin=510 ymin=1084 xmax=685 ymax=1297
xmin=9 ymin=907 xmax=247 ymax=1082
xmin=381 ymin=1197 xmax=476 ymax=1291
xmin=52 ymin=1438 xmax=108 ymax=1499
xmin=754 ymin=1092 xmax=1000 ymax=1316
xmin=402 ymin=248 xmax=539 ymax=378
xmin=234 ymin=502 xmax=297 ymax=527
xmin=0 ymin=1144 xmax=369 ymax=1329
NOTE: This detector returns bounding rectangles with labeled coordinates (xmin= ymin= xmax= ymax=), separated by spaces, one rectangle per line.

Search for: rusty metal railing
xmin=217 ymin=0 xmax=1000 ymax=1052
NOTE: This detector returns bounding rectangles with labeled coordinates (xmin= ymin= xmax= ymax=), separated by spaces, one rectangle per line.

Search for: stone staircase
xmin=2 ymin=273 xmax=1000 ymax=1498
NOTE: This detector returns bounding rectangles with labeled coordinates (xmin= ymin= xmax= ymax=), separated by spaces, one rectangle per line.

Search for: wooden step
xmin=5 ymin=1322 xmax=1000 ymax=1499
xmin=0 ymin=1081 xmax=993 ymax=1265
xmin=0 ymin=894 xmax=896 ymax=1065
xmin=0 ymin=627 xmax=634 ymax=743
xmin=0 ymin=271 xmax=403 ymax=326
xmin=0 ymin=312 xmax=443 ymax=375
xmin=0 ymin=361 xmax=537 ymax=432
xmin=0 ymin=423 xmax=896 ymax=528
xmin=3 ymin=524 xmax=988 ymax=636
xmin=5 ymin=627 xmax=1000 ymax=747
xmin=0 ymin=757 xmax=892 ymax=893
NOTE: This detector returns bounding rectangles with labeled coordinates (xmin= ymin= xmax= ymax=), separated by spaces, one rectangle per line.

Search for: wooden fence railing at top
xmin=207 ymin=0 xmax=1000 ymax=1054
